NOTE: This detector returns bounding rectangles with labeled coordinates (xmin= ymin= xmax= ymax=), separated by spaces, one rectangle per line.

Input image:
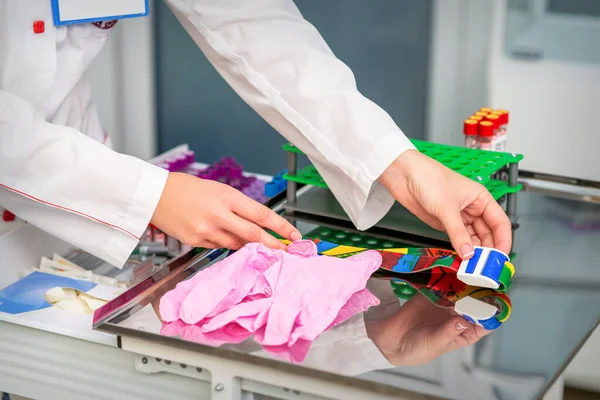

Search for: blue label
xmin=51 ymin=0 xmax=150 ymax=27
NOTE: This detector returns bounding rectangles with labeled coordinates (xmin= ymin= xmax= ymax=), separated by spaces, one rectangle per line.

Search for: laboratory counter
xmin=0 ymin=185 xmax=598 ymax=400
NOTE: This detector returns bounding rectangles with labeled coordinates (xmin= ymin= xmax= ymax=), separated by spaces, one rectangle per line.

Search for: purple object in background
xmin=157 ymin=162 xmax=171 ymax=171
xmin=242 ymin=178 xmax=268 ymax=204
xmin=229 ymin=166 xmax=243 ymax=180
xmin=221 ymin=156 xmax=236 ymax=165
xmin=185 ymin=151 xmax=195 ymax=165
xmin=154 ymin=149 xmax=197 ymax=172
xmin=174 ymin=155 xmax=268 ymax=203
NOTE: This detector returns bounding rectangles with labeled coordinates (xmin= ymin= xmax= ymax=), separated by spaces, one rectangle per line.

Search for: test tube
xmin=493 ymin=109 xmax=510 ymax=152
xmin=478 ymin=121 xmax=494 ymax=151
xmin=484 ymin=114 xmax=501 ymax=151
xmin=154 ymin=228 xmax=167 ymax=246
xmin=463 ymin=119 xmax=479 ymax=149
xmin=143 ymin=225 xmax=153 ymax=242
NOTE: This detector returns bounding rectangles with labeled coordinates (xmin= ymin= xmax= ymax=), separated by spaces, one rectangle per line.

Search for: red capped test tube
xmin=492 ymin=109 xmax=510 ymax=152
xmin=463 ymin=119 xmax=479 ymax=149
xmin=478 ymin=121 xmax=494 ymax=151
xmin=479 ymin=107 xmax=493 ymax=114
xmin=484 ymin=114 xmax=501 ymax=151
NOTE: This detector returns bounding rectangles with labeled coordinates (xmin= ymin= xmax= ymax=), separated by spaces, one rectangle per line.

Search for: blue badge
xmin=51 ymin=0 xmax=150 ymax=27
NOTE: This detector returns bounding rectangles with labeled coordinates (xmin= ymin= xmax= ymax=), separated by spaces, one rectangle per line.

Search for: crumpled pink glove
xmin=260 ymin=242 xmax=382 ymax=347
xmin=160 ymin=243 xmax=284 ymax=324
xmin=159 ymin=240 xmax=382 ymax=357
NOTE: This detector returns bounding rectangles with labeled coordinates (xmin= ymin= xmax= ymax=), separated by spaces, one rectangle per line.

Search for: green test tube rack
xmin=282 ymin=139 xmax=523 ymax=201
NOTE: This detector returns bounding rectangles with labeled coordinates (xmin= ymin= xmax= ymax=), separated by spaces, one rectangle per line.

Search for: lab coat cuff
xmin=358 ymin=337 xmax=396 ymax=372
xmin=352 ymin=134 xmax=416 ymax=231
xmin=360 ymin=132 xmax=416 ymax=184
xmin=122 ymin=162 xmax=168 ymax=238
xmin=104 ymin=231 xmax=146 ymax=268
xmin=355 ymin=316 xmax=396 ymax=373
xmin=109 ymin=162 xmax=169 ymax=267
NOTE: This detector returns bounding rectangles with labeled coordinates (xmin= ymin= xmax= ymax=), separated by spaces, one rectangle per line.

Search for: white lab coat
xmin=0 ymin=0 xmax=415 ymax=267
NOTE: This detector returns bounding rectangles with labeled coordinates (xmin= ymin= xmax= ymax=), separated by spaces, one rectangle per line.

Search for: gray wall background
xmin=154 ymin=1 xmax=431 ymax=175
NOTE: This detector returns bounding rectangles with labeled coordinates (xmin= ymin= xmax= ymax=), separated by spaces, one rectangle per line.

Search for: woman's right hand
xmin=367 ymin=293 xmax=490 ymax=366
xmin=150 ymin=172 xmax=301 ymax=250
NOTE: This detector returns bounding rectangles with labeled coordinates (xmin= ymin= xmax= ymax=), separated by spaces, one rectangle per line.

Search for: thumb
xmin=429 ymin=315 xmax=469 ymax=352
xmin=439 ymin=208 xmax=474 ymax=259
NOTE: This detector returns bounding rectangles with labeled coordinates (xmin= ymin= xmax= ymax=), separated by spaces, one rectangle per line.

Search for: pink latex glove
xmin=159 ymin=243 xmax=284 ymax=323
xmin=160 ymin=240 xmax=382 ymax=361
xmin=197 ymin=241 xmax=316 ymax=333
xmin=261 ymin=244 xmax=382 ymax=347
xmin=198 ymin=241 xmax=381 ymax=346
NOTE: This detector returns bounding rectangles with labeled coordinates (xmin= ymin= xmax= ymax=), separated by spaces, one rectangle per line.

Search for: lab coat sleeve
xmin=0 ymin=91 xmax=168 ymax=267
xmin=164 ymin=0 xmax=416 ymax=230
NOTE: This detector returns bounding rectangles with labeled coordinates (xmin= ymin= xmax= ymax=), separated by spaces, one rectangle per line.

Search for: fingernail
xmin=290 ymin=231 xmax=302 ymax=241
xmin=457 ymin=322 xmax=467 ymax=330
xmin=460 ymin=244 xmax=474 ymax=258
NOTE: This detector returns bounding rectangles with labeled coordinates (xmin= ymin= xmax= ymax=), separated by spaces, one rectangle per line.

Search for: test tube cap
xmin=490 ymin=112 xmax=507 ymax=125
xmin=475 ymin=111 xmax=488 ymax=118
xmin=478 ymin=121 xmax=494 ymax=137
xmin=463 ymin=119 xmax=478 ymax=136
xmin=469 ymin=115 xmax=483 ymax=121
xmin=494 ymin=109 xmax=510 ymax=124
xmin=484 ymin=114 xmax=500 ymax=128
xmin=479 ymin=107 xmax=493 ymax=113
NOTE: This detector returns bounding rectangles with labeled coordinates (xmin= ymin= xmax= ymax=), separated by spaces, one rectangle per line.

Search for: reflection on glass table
xmin=157 ymin=277 xmax=499 ymax=371
xmin=115 ymin=236 xmax=508 ymax=372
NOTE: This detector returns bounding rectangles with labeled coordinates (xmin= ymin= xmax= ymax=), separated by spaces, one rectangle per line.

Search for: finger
xmin=472 ymin=217 xmax=495 ymax=248
xmin=230 ymin=192 xmax=301 ymax=241
xmin=481 ymin=199 xmax=512 ymax=255
xmin=466 ymin=225 xmax=482 ymax=247
xmin=429 ymin=315 xmax=471 ymax=353
xmin=438 ymin=207 xmax=474 ymax=259
xmin=223 ymin=214 xmax=288 ymax=250
xmin=205 ymin=230 xmax=246 ymax=250
xmin=458 ymin=323 xmax=490 ymax=346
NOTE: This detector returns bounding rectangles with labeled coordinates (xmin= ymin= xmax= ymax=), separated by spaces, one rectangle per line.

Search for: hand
xmin=378 ymin=150 xmax=512 ymax=258
xmin=151 ymin=172 xmax=301 ymax=250
xmin=366 ymin=294 xmax=489 ymax=366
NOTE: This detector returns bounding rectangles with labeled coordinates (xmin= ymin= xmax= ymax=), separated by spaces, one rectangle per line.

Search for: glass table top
xmin=94 ymin=190 xmax=600 ymax=400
